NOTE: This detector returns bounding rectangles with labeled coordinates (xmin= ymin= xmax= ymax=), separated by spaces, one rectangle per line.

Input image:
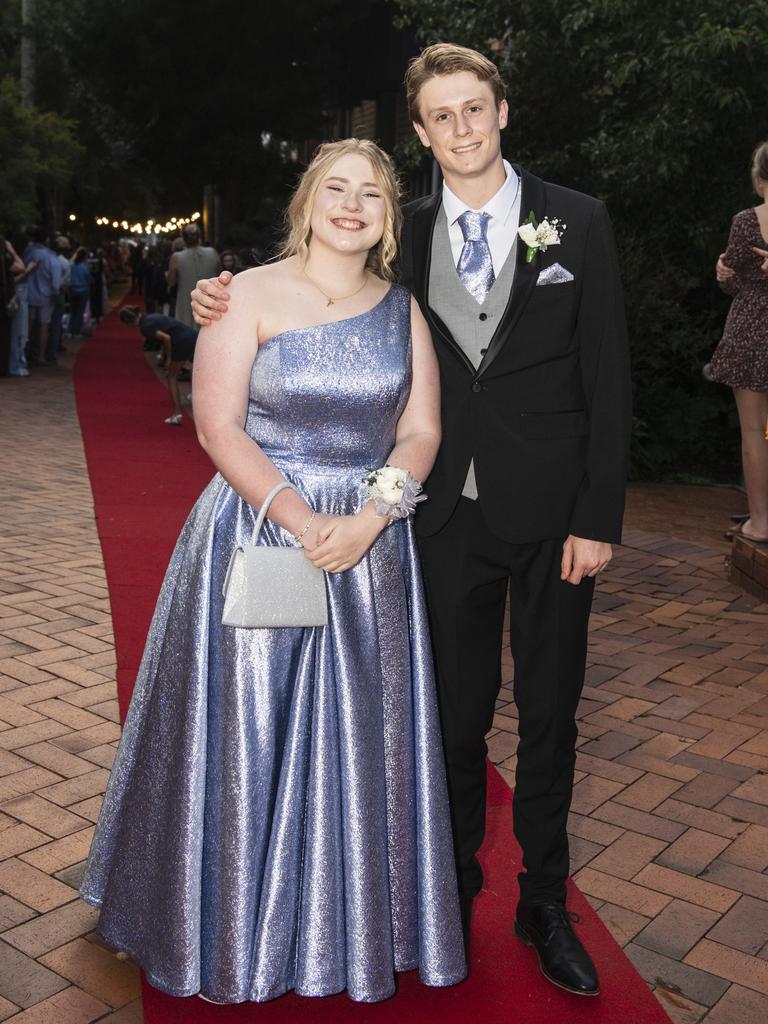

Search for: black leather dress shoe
xmin=515 ymin=903 xmax=599 ymax=996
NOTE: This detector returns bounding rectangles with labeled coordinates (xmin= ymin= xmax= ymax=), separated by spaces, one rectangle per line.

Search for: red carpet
xmin=74 ymin=300 xmax=671 ymax=1024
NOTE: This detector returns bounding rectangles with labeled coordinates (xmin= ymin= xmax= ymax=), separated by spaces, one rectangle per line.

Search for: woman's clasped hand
xmin=302 ymin=506 xmax=388 ymax=573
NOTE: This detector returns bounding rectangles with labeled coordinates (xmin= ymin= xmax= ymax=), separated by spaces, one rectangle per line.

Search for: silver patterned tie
xmin=456 ymin=210 xmax=495 ymax=304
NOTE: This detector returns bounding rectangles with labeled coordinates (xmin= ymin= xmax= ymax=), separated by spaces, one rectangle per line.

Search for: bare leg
xmin=167 ymin=360 xmax=184 ymax=418
xmin=734 ymin=387 xmax=768 ymax=538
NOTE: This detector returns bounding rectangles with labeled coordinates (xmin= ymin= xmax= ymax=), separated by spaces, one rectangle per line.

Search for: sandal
xmin=164 ymin=414 xmax=183 ymax=426
xmin=726 ymin=521 xmax=768 ymax=544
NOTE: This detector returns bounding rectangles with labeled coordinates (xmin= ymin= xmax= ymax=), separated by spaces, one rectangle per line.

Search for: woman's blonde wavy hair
xmin=277 ymin=138 xmax=402 ymax=281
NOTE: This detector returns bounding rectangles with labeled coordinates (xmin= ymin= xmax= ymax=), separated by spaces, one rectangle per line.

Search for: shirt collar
xmin=442 ymin=159 xmax=520 ymax=227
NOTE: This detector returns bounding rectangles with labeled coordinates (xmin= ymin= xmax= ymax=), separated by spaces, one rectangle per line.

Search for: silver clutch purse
xmin=221 ymin=481 xmax=328 ymax=628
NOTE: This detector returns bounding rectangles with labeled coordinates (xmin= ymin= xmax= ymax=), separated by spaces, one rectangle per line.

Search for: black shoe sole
xmin=514 ymin=922 xmax=600 ymax=997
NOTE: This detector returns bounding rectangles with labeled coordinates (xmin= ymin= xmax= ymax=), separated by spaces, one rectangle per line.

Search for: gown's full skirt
xmin=80 ymin=285 xmax=466 ymax=1003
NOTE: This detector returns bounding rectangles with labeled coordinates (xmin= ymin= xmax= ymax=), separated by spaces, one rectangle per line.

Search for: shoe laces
xmin=557 ymin=908 xmax=580 ymax=928
xmin=545 ymin=905 xmax=581 ymax=938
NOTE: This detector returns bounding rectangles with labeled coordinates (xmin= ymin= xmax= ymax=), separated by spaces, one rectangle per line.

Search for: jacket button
xmin=479 ymin=312 xmax=488 ymax=321
xmin=472 ymin=382 xmax=482 ymax=393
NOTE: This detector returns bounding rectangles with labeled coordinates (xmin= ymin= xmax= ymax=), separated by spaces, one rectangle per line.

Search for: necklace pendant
xmin=326 ymin=297 xmax=334 ymax=306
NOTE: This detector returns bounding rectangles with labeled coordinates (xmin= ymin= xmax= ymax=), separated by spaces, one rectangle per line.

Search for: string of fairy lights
xmin=67 ymin=211 xmax=202 ymax=236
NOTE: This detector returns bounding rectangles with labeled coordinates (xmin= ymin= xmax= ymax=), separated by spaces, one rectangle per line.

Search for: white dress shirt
xmin=442 ymin=160 xmax=521 ymax=275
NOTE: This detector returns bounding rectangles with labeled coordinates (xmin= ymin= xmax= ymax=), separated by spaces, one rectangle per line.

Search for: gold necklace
xmin=302 ymin=268 xmax=368 ymax=307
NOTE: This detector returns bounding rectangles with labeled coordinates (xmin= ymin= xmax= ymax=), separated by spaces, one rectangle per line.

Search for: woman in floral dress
xmin=712 ymin=141 xmax=768 ymax=542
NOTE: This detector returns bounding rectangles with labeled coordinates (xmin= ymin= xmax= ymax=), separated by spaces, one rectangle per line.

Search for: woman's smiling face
xmin=309 ymin=152 xmax=387 ymax=257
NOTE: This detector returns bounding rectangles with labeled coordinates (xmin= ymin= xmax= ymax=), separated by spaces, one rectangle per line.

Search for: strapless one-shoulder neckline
xmin=260 ymin=284 xmax=396 ymax=348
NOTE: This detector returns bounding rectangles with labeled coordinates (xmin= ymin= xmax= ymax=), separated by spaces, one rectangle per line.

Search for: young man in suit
xmin=190 ymin=42 xmax=631 ymax=998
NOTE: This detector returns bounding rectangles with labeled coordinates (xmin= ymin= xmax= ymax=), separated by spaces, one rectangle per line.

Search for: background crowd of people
xmin=0 ymin=228 xmax=119 ymax=376
xmin=0 ymin=221 xmax=260 ymax=380
xmin=127 ymin=232 xmax=256 ymax=320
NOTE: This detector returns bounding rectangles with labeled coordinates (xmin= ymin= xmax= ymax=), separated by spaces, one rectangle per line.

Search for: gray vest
xmin=428 ymin=210 xmax=518 ymax=499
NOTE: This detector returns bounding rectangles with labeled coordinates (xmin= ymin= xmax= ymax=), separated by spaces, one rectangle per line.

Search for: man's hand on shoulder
xmin=561 ymin=535 xmax=612 ymax=585
xmin=191 ymin=271 xmax=233 ymax=327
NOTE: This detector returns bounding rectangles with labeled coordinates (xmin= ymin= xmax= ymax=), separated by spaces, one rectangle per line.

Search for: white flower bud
xmin=374 ymin=466 xmax=407 ymax=503
xmin=518 ymin=223 xmax=539 ymax=247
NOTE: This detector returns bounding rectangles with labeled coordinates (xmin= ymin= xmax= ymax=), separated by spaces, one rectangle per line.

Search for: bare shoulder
xmin=212 ymin=263 xmax=300 ymax=345
xmin=225 ymin=263 xmax=282 ymax=303
xmin=231 ymin=261 xmax=293 ymax=299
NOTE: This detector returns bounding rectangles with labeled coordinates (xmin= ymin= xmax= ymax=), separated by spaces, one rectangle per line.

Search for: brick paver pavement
xmin=1 ymin=338 xmax=768 ymax=1024
xmin=490 ymin=526 xmax=768 ymax=1023
xmin=0 ymin=345 xmax=141 ymax=1024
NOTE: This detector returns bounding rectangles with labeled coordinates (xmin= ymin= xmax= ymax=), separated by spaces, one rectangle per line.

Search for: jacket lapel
xmin=411 ymin=193 xmax=440 ymax=310
xmin=476 ymin=167 xmax=546 ymax=378
xmin=411 ymin=191 xmax=476 ymax=373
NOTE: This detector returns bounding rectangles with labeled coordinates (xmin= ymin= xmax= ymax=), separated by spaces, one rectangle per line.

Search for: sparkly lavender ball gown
xmin=80 ymin=284 xmax=466 ymax=1004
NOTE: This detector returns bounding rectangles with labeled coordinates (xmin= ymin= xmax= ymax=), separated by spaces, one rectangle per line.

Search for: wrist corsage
xmin=363 ymin=465 xmax=426 ymax=519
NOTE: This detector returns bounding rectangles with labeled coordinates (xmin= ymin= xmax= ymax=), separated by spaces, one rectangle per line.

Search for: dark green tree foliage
xmin=394 ymin=0 xmax=768 ymax=480
xmin=0 ymin=76 xmax=83 ymax=227
xmin=2 ymin=0 xmax=380 ymax=241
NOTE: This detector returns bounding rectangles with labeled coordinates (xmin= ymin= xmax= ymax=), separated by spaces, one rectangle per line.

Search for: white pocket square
xmin=536 ymin=262 xmax=574 ymax=286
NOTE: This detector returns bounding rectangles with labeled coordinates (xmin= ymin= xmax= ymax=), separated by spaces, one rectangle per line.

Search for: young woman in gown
xmin=80 ymin=139 xmax=466 ymax=1004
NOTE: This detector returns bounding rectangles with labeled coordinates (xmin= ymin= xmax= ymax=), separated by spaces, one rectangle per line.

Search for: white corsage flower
xmin=369 ymin=465 xmax=407 ymax=504
xmin=518 ymin=213 xmax=566 ymax=263
xmin=363 ymin=465 xmax=427 ymax=519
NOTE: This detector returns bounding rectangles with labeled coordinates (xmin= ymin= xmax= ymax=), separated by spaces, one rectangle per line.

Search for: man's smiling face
xmin=412 ymin=71 xmax=508 ymax=185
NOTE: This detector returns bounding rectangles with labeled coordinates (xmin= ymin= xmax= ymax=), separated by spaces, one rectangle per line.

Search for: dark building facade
xmin=299 ymin=1 xmax=436 ymax=199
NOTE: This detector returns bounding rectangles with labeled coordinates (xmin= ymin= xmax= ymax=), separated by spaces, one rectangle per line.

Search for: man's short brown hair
xmin=404 ymin=43 xmax=507 ymax=125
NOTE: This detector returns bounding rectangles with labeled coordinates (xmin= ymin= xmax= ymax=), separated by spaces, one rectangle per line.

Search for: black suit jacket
xmin=400 ymin=167 xmax=632 ymax=544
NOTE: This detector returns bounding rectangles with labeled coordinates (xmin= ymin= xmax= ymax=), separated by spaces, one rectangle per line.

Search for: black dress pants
xmin=417 ymin=498 xmax=594 ymax=906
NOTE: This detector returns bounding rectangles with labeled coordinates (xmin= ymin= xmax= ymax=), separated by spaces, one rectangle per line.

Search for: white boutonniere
xmin=518 ymin=212 xmax=566 ymax=264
